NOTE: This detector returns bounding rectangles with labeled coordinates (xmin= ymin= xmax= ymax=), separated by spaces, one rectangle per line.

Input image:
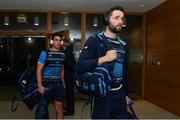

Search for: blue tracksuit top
xmin=75 ymin=32 xmax=129 ymax=95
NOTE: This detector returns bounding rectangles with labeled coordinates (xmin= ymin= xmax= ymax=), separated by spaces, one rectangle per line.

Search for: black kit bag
xmin=11 ymin=66 xmax=41 ymax=111
xmin=74 ymin=66 xmax=112 ymax=97
xmin=19 ymin=66 xmax=40 ymax=110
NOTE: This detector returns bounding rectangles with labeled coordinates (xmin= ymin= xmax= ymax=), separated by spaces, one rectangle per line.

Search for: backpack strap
xmin=117 ymin=36 xmax=127 ymax=46
xmin=90 ymin=32 xmax=110 ymax=59
xmin=97 ymin=32 xmax=111 ymax=52
xmin=11 ymin=67 xmax=30 ymax=112
xmin=128 ymin=100 xmax=138 ymax=119
xmin=11 ymin=90 xmax=19 ymax=112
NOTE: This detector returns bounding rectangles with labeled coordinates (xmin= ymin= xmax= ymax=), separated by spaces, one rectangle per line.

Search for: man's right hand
xmin=104 ymin=50 xmax=117 ymax=62
xmin=37 ymin=83 xmax=44 ymax=95
xmin=98 ymin=50 xmax=117 ymax=65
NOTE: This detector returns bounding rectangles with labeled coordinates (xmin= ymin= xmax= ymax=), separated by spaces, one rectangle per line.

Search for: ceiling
xmin=0 ymin=0 xmax=167 ymax=12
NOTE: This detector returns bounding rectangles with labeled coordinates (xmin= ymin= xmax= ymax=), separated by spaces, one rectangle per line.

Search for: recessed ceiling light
xmin=27 ymin=37 xmax=32 ymax=43
xmin=34 ymin=16 xmax=39 ymax=26
xmin=61 ymin=12 xmax=68 ymax=14
xmin=93 ymin=17 xmax=98 ymax=27
xmin=4 ymin=16 xmax=10 ymax=26
xmin=64 ymin=16 xmax=69 ymax=26
xmin=140 ymin=3 xmax=144 ymax=7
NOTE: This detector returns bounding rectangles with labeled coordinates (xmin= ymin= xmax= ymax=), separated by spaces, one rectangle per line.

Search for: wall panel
xmin=145 ymin=0 xmax=180 ymax=116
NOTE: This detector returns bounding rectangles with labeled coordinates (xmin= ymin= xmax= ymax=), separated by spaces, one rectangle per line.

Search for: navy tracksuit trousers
xmin=92 ymin=87 xmax=128 ymax=119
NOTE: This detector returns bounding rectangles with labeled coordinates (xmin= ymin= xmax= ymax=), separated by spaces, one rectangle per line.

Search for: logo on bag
xmin=84 ymin=46 xmax=88 ymax=49
xmin=22 ymin=80 xmax=27 ymax=84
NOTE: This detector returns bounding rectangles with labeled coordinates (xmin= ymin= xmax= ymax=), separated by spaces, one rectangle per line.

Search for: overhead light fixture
xmin=64 ymin=16 xmax=69 ymax=26
xmin=93 ymin=17 xmax=98 ymax=27
xmin=4 ymin=16 xmax=10 ymax=26
xmin=34 ymin=16 xmax=39 ymax=26
xmin=27 ymin=37 xmax=32 ymax=43
xmin=140 ymin=3 xmax=144 ymax=7
xmin=61 ymin=12 xmax=68 ymax=14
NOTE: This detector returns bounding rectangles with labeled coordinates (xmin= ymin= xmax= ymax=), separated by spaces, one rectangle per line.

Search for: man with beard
xmin=75 ymin=6 xmax=131 ymax=119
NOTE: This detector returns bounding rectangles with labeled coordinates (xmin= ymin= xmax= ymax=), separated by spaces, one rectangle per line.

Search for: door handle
xmin=152 ymin=61 xmax=160 ymax=66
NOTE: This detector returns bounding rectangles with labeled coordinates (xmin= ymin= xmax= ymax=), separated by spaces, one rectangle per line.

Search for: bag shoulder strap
xmin=93 ymin=32 xmax=111 ymax=57
xmin=11 ymin=67 xmax=33 ymax=112
xmin=128 ymin=101 xmax=138 ymax=119
xmin=117 ymin=36 xmax=127 ymax=46
xmin=11 ymin=90 xmax=19 ymax=112
xmin=96 ymin=32 xmax=110 ymax=51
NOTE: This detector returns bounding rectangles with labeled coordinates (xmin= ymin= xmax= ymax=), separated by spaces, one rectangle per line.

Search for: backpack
xmin=18 ymin=66 xmax=40 ymax=110
xmin=11 ymin=50 xmax=48 ymax=111
xmin=74 ymin=33 xmax=112 ymax=97
xmin=74 ymin=66 xmax=112 ymax=97
xmin=11 ymin=66 xmax=41 ymax=111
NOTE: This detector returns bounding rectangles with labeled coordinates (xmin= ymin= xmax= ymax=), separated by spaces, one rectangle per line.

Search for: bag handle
xmin=11 ymin=91 xmax=20 ymax=112
xmin=128 ymin=101 xmax=138 ymax=119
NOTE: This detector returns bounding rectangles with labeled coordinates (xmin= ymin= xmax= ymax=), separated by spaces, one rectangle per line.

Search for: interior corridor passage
xmin=0 ymin=87 xmax=179 ymax=119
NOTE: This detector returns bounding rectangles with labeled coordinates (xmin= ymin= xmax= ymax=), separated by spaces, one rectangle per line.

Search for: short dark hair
xmin=104 ymin=6 xmax=125 ymax=25
xmin=51 ymin=32 xmax=63 ymax=40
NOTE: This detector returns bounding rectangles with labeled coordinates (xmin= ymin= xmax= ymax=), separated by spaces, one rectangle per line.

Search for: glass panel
xmin=52 ymin=13 xmax=82 ymax=60
xmin=0 ymin=36 xmax=46 ymax=86
xmin=86 ymin=14 xmax=104 ymax=39
xmin=0 ymin=13 xmax=47 ymax=32
xmin=13 ymin=36 xmax=46 ymax=71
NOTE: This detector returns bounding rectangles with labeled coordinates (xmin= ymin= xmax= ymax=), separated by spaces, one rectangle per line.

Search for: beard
xmin=108 ymin=23 xmax=122 ymax=34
